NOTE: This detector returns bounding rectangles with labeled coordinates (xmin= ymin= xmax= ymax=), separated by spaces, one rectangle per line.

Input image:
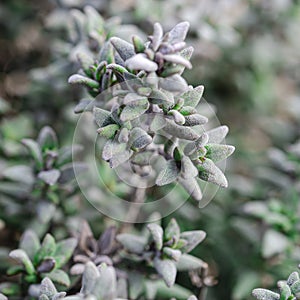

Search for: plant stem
xmin=121 ymin=187 xmax=147 ymax=232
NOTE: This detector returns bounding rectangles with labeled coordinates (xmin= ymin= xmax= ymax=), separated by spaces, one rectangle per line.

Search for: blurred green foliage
xmin=0 ymin=0 xmax=300 ymax=299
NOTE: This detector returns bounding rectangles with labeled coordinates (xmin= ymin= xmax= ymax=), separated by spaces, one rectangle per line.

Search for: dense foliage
xmin=1 ymin=0 xmax=300 ymax=300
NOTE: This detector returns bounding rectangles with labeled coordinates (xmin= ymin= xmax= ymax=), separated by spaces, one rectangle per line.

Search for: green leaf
xmin=2 ymin=165 xmax=34 ymax=185
xmin=37 ymin=126 xmax=58 ymax=150
xmin=205 ymin=144 xmax=235 ymax=162
xmin=44 ymin=269 xmax=70 ymax=287
xmin=77 ymin=52 xmax=94 ymax=77
xmin=93 ymin=107 xmax=113 ymax=127
xmin=68 ymin=74 xmax=99 ymax=89
xmin=35 ymin=234 xmax=56 ymax=264
xmin=181 ymin=85 xmax=204 ymax=107
xmin=262 ymin=229 xmax=289 ymax=258
xmin=164 ymin=218 xmax=180 ymax=244
xmin=179 ymin=230 xmax=206 ymax=253
xmin=154 ymin=258 xmax=177 ymax=287
xmin=22 ymin=139 xmax=43 ymax=170
xmin=156 ymin=160 xmax=179 ymax=186
xmin=38 ymin=169 xmax=61 ymax=186
xmin=20 ymin=230 xmax=40 ymax=261
xmin=116 ymin=234 xmax=146 ymax=254
xmin=54 ymin=238 xmax=77 ymax=268
xmin=97 ymin=124 xmax=120 ymax=139
xmin=9 ymin=249 xmax=35 ymax=275
xmin=176 ymin=254 xmax=206 ymax=271
xmin=147 ymin=224 xmax=163 ymax=251
xmin=196 ymin=158 xmax=228 ymax=188
xmin=132 ymin=35 xmax=145 ymax=53
xmin=120 ymin=98 xmax=150 ymax=122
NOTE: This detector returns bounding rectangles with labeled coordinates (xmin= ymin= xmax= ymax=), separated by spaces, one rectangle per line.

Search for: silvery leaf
xmin=152 ymin=23 xmax=163 ymax=51
xmin=206 ymin=126 xmax=229 ymax=143
xmin=93 ymin=107 xmax=113 ymax=127
xmin=129 ymin=127 xmax=152 ymax=150
xmin=147 ymin=224 xmax=163 ymax=250
xmin=153 ymin=258 xmax=177 ymax=287
xmin=197 ymin=158 xmax=228 ymax=188
xmin=205 ymin=144 xmax=235 ymax=162
xmin=180 ymin=230 xmax=206 ymax=253
xmin=176 ymin=254 xmax=206 ymax=271
xmin=156 ymin=160 xmax=179 ymax=186
xmin=68 ymin=74 xmax=99 ymax=89
xmin=110 ymin=37 xmax=135 ymax=61
xmin=178 ymin=177 xmax=203 ymax=201
xmin=252 ymin=289 xmax=280 ymax=300
xmin=184 ymin=114 xmax=208 ymax=126
xmin=120 ymin=98 xmax=149 ymax=122
xmin=163 ymin=54 xmax=192 ymax=69
xmin=181 ymin=85 xmax=204 ymax=108
xmin=168 ymin=22 xmax=190 ymax=44
xmin=116 ymin=234 xmax=146 ymax=254
xmin=163 ymin=119 xmax=199 ymax=141
xmin=126 ymin=54 xmax=158 ymax=72
xmin=38 ymin=170 xmax=61 ymax=186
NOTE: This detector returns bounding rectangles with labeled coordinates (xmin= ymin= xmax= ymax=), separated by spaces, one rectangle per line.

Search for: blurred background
xmin=0 ymin=0 xmax=300 ymax=299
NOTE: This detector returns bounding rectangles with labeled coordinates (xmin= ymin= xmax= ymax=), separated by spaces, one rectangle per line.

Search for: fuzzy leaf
xmin=163 ymin=54 xmax=192 ymax=69
xmin=54 ymin=238 xmax=77 ymax=268
xmin=178 ymin=177 xmax=203 ymax=201
xmin=95 ymin=264 xmax=117 ymax=300
xmin=181 ymin=85 xmax=204 ymax=108
xmin=38 ymin=169 xmax=61 ymax=186
xmin=184 ymin=114 xmax=208 ymax=126
xmin=154 ymin=258 xmax=177 ymax=287
xmin=35 ymin=234 xmax=56 ymax=264
xmin=44 ymin=269 xmax=70 ymax=287
xmin=156 ymin=160 xmax=179 ymax=186
xmin=176 ymin=254 xmax=206 ymax=271
xmin=38 ymin=127 xmax=58 ymax=150
xmin=205 ymin=144 xmax=235 ymax=162
xmin=93 ymin=107 xmax=113 ymax=127
xmin=132 ymin=35 xmax=145 ymax=53
xmin=287 ymin=272 xmax=299 ymax=286
xmin=40 ymin=277 xmax=57 ymax=298
xmin=197 ymin=158 xmax=228 ymax=188
xmin=22 ymin=139 xmax=43 ymax=170
xmin=252 ymin=289 xmax=280 ymax=300
xmin=120 ymin=98 xmax=149 ymax=122
xmin=110 ymin=37 xmax=135 ymax=61
xmin=163 ymin=119 xmax=199 ymax=141
xmin=163 ymin=247 xmax=182 ymax=261
xmin=168 ymin=22 xmax=190 ymax=44
xmin=126 ymin=54 xmax=158 ymax=72
xmin=152 ymin=22 xmax=163 ymax=51
xmin=147 ymin=224 xmax=163 ymax=251
xmin=129 ymin=127 xmax=152 ymax=150
xmin=164 ymin=218 xmax=180 ymax=244
xmin=180 ymin=231 xmax=206 ymax=253
xmin=81 ymin=262 xmax=99 ymax=295
xmin=3 ymin=165 xmax=34 ymax=185
xmin=68 ymin=74 xmax=99 ymax=89
xmin=97 ymin=124 xmax=120 ymax=139
xmin=9 ymin=249 xmax=35 ymax=275
xmin=117 ymin=234 xmax=146 ymax=254
xmin=206 ymin=126 xmax=229 ymax=143
xmin=181 ymin=156 xmax=198 ymax=179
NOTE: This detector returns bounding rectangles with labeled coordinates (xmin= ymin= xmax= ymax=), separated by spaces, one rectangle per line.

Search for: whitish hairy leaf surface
xmin=154 ymin=258 xmax=177 ymax=287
